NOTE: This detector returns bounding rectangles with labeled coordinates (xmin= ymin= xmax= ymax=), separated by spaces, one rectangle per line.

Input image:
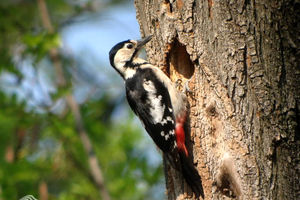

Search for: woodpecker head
xmin=109 ymin=35 xmax=152 ymax=79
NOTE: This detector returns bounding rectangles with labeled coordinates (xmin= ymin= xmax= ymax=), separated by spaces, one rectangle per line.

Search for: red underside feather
xmin=175 ymin=118 xmax=188 ymax=157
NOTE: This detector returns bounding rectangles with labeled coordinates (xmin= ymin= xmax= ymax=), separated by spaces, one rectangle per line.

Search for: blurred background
xmin=0 ymin=0 xmax=164 ymax=199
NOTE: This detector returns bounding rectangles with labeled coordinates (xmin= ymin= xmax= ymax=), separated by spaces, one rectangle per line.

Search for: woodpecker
xmin=109 ymin=36 xmax=204 ymax=198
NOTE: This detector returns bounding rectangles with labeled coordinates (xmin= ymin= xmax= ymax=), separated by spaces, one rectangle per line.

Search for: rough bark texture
xmin=135 ymin=0 xmax=299 ymax=199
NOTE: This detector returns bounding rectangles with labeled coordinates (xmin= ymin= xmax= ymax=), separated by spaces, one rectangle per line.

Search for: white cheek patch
xmin=114 ymin=51 xmax=127 ymax=71
xmin=143 ymin=79 xmax=165 ymax=124
xmin=114 ymin=49 xmax=136 ymax=79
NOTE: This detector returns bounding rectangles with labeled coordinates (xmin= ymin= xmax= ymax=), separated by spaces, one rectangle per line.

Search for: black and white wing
xmin=125 ymin=68 xmax=176 ymax=153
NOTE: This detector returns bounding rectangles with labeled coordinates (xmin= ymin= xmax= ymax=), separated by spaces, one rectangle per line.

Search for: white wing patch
xmin=169 ymin=130 xmax=175 ymax=135
xmin=160 ymin=119 xmax=168 ymax=125
xmin=160 ymin=116 xmax=174 ymax=126
xmin=161 ymin=131 xmax=170 ymax=140
xmin=143 ymin=79 xmax=165 ymax=124
xmin=165 ymin=134 xmax=170 ymax=140
xmin=166 ymin=116 xmax=174 ymax=124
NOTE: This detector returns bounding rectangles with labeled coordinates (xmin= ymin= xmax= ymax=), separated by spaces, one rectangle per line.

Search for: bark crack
xmin=277 ymin=21 xmax=286 ymax=88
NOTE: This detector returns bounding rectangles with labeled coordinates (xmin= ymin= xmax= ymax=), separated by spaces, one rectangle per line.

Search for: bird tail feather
xmin=179 ymin=151 xmax=204 ymax=199
xmin=165 ymin=152 xmax=204 ymax=199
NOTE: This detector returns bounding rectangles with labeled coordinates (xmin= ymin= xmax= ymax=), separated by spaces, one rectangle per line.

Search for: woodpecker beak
xmin=136 ymin=35 xmax=152 ymax=50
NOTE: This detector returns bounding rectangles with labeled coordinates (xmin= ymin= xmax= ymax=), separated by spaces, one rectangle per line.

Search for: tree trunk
xmin=134 ymin=0 xmax=299 ymax=199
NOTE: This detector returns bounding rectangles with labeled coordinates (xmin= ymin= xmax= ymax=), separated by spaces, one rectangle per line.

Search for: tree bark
xmin=134 ymin=0 xmax=299 ymax=199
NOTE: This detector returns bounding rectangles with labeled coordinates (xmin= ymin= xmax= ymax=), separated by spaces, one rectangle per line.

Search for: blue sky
xmin=62 ymin=2 xmax=140 ymax=67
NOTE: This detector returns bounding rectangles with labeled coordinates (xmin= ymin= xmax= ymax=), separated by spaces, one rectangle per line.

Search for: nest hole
xmin=167 ymin=39 xmax=195 ymax=80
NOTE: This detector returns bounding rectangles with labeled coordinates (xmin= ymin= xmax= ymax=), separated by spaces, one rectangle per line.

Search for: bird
xmin=109 ymin=35 xmax=204 ymax=198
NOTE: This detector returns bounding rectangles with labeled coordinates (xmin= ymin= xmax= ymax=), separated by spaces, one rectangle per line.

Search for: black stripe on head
xmin=127 ymin=48 xmax=140 ymax=66
xmin=109 ymin=40 xmax=130 ymax=68
xmin=126 ymin=62 xmax=149 ymax=69
xmin=126 ymin=47 xmax=146 ymax=69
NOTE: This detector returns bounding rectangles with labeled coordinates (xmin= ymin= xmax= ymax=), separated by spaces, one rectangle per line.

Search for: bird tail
xmin=179 ymin=151 xmax=204 ymax=199
xmin=165 ymin=151 xmax=204 ymax=199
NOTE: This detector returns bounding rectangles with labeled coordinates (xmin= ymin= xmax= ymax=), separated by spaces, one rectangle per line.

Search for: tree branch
xmin=36 ymin=1 xmax=111 ymax=199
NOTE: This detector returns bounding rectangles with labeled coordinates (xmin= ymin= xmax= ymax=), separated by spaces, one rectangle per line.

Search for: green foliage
xmin=0 ymin=1 xmax=36 ymax=73
xmin=0 ymin=0 xmax=163 ymax=200
xmin=23 ymin=32 xmax=62 ymax=61
xmin=0 ymin=92 xmax=163 ymax=199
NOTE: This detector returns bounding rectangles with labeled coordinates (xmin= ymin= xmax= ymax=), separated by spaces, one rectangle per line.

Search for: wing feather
xmin=125 ymin=68 xmax=176 ymax=153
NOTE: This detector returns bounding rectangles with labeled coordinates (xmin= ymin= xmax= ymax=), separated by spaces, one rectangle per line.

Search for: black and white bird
xmin=109 ymin=36 xmax=204 ymax=198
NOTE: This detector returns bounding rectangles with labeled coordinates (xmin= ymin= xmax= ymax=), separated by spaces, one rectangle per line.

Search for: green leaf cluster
xmin=23 ymin=33 xmax=61 ymax=61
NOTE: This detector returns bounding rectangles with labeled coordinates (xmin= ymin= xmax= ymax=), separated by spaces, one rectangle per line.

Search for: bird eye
xmin=126 ymin=44 xmax=133 ymax=49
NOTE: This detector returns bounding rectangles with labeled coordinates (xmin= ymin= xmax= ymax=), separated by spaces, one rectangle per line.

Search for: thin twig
xmin=36 ymin=1 xmax=111 ymax=199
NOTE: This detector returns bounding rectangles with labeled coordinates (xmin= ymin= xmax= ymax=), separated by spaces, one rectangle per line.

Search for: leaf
xmin=22 ymin=32 xmax=62 ymax=62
